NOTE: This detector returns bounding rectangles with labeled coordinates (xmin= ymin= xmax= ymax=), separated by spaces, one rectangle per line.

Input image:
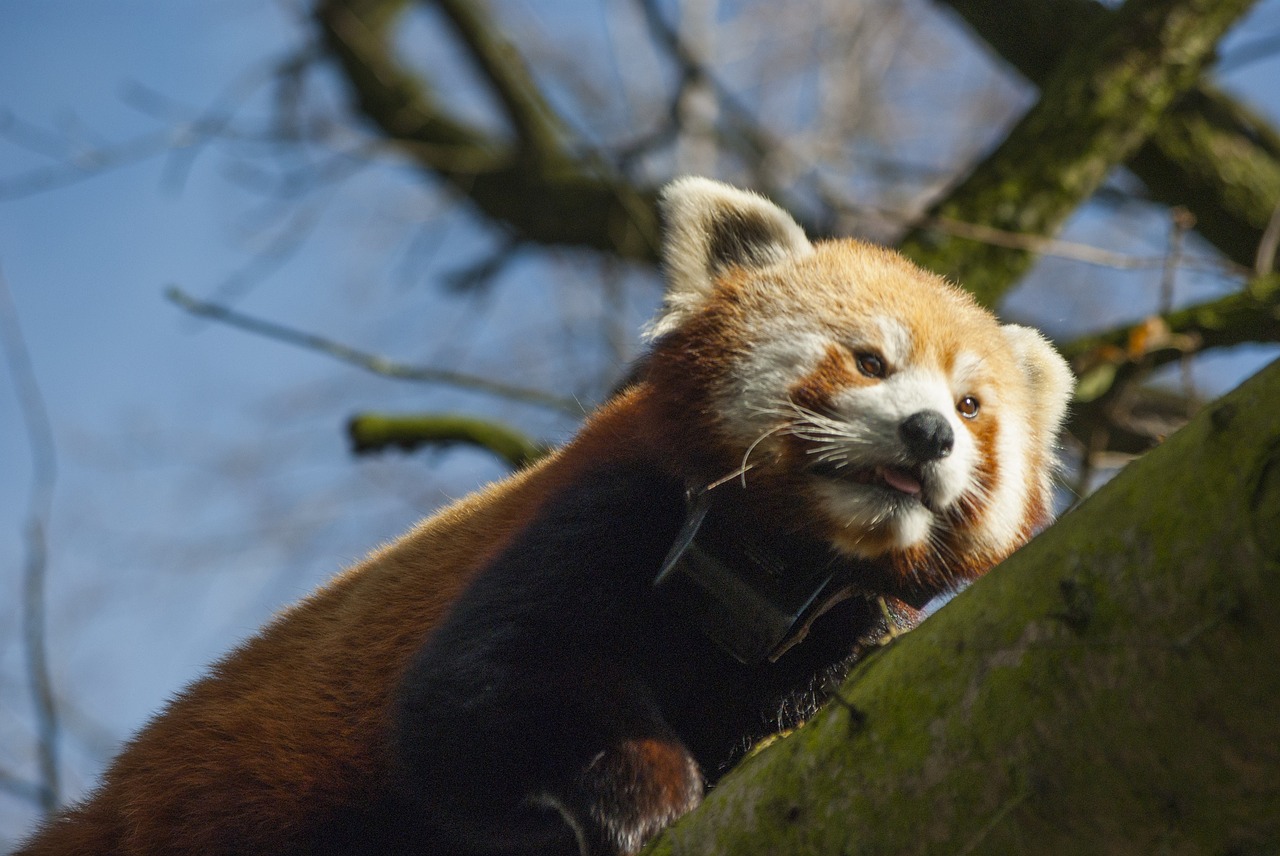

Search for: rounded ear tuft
xmin=1001 ymin=324 xmax=1075 ymax=448
xmin=646 ymin=177 xmax=812 ymax=339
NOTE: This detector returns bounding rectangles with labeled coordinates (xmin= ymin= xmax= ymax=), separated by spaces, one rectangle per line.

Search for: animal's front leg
xmin=396 ymin=652 xmax=704 ymax=856
xmin=545 ymin=733 xmax=703 ymax=856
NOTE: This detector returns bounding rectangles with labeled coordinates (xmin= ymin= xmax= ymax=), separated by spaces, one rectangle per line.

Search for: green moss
xmin=346 ymin=412 xmax=548 ymax=468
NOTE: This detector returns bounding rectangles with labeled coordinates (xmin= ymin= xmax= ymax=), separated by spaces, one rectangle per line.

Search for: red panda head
xmin=644 ymin=177 xmax=1074 ymax=593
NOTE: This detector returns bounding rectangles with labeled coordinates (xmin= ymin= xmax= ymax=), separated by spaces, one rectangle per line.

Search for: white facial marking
xmin=793 ymin=349 xmax=977 ymax=552
xmin=972 ymin=392 xmax=1032 ymax=554
xmin=872 ymin=317 xmax=912 ymax=368
xmin=952 ymin=351 xmax=984 ymax=388
xmin=814 ymin=479 xmax=933 ymax=552
xmin=718 ymin=307 xmax=1045 ymax=560
xmin=719 ymin=323 xmax=829 ymax=443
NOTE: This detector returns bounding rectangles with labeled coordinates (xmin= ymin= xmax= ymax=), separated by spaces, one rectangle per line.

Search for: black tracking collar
xmin=653 ymin=487 xmax=863 ymax=665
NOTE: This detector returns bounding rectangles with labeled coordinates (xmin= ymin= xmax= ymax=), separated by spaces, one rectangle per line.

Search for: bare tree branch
xmin=1063 ymin=273 xmax=1280 ymax=372
xmin=310 ymin=0 xmax=1260 ymax=288
xmin=432 ymin=0 xmax=567 ymax=158
xmin=347 ymin=412 xmax=550 ymax=468
xmin=0 ymin=270 xmax=60 ymax=815
xmin=634 ymin=0 xmax=787 ymax=198
xmin=891 ymin=208 xmax=1245 ymax=277
xmin=0 ymin=121 xmax=181 ymax=201
xmin=0 ymin=770 xmax=44 ymax=806
xmin=312 ymin=0 xmax=661 ymax=261
xmin=165 ymin=285 xmax=584 ymax=413
xmin=1055 ymin=272 xmax=1280 ymax=455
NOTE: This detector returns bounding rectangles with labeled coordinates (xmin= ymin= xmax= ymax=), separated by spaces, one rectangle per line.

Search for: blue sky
xmin=3 ymin=0 xmax=1280 ymax=845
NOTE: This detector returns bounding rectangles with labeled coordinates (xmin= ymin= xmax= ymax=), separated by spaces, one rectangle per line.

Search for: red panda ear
xmin=646 ymin=177 xmax=813 ymax=339
xmin=1001 ymin=324 xmax=1075 ymax=456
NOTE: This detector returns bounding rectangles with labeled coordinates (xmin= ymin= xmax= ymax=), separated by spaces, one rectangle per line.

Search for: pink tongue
xmin=879 ymin=466 xmax=922 ymax=495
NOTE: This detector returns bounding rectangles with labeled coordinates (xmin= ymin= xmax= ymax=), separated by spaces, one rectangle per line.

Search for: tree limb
xmin=312 ymin=0 xmax=661 ymax=261
xmin=1062 ymin=273 xmax=1280 ymax=374
xmin=1056 ymin=272 xmax=1280 ymax=454
xmin=897 ymin=0 xmax=1259 ymax=307
xmin=347 ymin=411 xmax=549 ymax=468
xmin=933 ymin=0 xmax=1280 ymax=275
xmin=0 ymin=271 xmax=60 ymax=815
xmin=432 ymin=0 xmax=566 ymax=158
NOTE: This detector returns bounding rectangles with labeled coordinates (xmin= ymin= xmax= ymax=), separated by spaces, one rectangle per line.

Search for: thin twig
xmin=433 ymin=0 xmax=566 ymax=157
xmin=0 ymin=769 xmax=45 ymax=805
xmin=205 ymin=190 xmax=335 ymax=307
xmin=0 ymin=270 xmax=60 ymax=815
xmin=919 ymin=211 xmax=1244 ymax=278
xmin=847 ymin=188 xmax=1247 ymax=277
xmin=635 ymin=0 xmax=783 ymax=191
xmin=1255 ymin=201 xmax=1280 ymax=276
xmin=1163 ymin=209 xmax=1199 ymax=401
xmin=123 ymin=48 xmax=315 ymax=192
xmin=164 ymin=286 xmax=584 ymax=414
xmin=1160 ymin=208 xmax=1192 ymax=314
xmin=0 ymin=100 xmax=1248 ymax=284
xmin=633 ymin=0 xmax=1247 ymax=282
xmin=0 ymin=124 xmax=181 ymax=201
xmin=442 ymin=236 xmax=524 ymax=292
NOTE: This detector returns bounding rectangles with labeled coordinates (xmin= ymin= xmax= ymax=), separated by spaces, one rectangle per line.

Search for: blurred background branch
xmin=347 ymin=412 xmax=549 ymax=468
xmin=0 ymin=271 xmax=60 ymax=815
xmin=934 ymin=0 xmax=1280 ymax=273
xmin=897 ymin=0 xmax=1257 ymax=305
xmin=166 ymin=285 xmax=584 ymax=413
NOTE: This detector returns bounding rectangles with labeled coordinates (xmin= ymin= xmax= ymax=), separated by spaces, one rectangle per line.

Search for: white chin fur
xmin=815 ymin=481 xmax=933 ymax=554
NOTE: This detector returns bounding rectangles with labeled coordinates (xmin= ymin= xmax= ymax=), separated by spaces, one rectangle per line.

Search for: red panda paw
xmin=560 ymin=737 xmax=704 ymax=856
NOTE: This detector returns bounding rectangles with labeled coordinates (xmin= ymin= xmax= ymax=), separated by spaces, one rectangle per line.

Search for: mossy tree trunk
xmin=643 ymin=356 xmax=1280 ymax=855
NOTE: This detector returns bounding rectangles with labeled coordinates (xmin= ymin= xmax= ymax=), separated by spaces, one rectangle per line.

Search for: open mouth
xmin=808 ymin=460 xmax=926 ymax=499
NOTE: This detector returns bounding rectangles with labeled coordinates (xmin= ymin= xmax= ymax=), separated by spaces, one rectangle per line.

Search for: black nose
xmin=899 ymin=410 xmax=954 ymax=461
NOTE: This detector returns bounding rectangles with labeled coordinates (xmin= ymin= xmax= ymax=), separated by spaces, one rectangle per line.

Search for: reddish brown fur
xmin=19 ymin=192 xmax=1070 ymax=854
xmin=788 ymin=344 xmax=868 ymax=414
xmin=20 ymin=391 xmax=671 ymax=855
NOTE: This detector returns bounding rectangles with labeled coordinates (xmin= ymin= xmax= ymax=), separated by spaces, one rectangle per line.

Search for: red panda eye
xmin=855 ymin=353 xmax=886 ymax=378
xmin=957 ymin=395 xmax=980 ymax=419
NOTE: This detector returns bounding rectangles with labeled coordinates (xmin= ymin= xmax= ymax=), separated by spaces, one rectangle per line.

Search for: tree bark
xmin=312 ymin=0 xmax=661 ymax=262
xmin=644 ymin=355 xmax=1280 ymax=855
xmin=1058 ymin=272 xmax=1280 ymax=453
xmin=897 ymin=0 xmax=1258 ymax=307
xmin=1062 ymin=273 xmax=1280 ymax=374
xmin=346 ymin=412 xmax=548 ymax=467
xmin=934 ymin=0 xmax=1280 ymax=275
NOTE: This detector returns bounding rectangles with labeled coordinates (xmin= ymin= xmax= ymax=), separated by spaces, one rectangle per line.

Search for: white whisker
xmin=707 ymin=462 xmax=757 ymax=492
xmin=739 ymin=421 xmax=790 ymax=488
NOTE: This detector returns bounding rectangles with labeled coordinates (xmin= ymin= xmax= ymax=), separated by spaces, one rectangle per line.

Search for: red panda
xmin=17 ymin=178 xmax=1073 ymax=856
